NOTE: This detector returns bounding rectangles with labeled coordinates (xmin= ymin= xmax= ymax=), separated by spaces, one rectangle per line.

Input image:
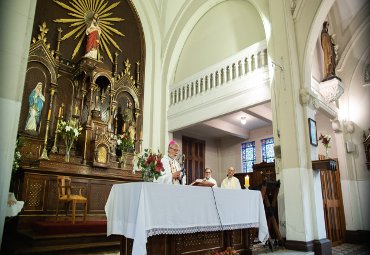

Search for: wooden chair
xmin=260 ymin=180 xmax=282 ymax=244
xmin=249 ymin=180 xmax=282 ymax=250
xmin=56 ymin=176 xmax=87 ymax=224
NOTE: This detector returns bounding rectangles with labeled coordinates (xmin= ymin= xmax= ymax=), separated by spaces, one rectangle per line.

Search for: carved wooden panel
xmin=23 ymin=174 xmax=47 ymax=211
xmin=175 ymin=231 xmax=223 ymax=254
xmin=16 ymin=171 xmax=124 ymax=228
xmin=120 ymin=229 xmax=251 ymax=255
xmin=88 ymin=182 xmax=112 ymax=213
xmin=45 ymin=178 xmax=58 ymax=211
xmin=251 ymin=162 xmax=276 ymax=187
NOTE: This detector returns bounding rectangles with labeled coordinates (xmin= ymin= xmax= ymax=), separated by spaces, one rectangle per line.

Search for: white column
xmin=0 ymin=0 xmax=37 ymax=243
xmin=268 ymin=0 xmax=328 ymax=248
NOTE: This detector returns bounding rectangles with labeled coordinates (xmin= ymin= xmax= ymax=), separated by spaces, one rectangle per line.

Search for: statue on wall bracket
xmin=321 ymin=21 xmax=340 ymax=82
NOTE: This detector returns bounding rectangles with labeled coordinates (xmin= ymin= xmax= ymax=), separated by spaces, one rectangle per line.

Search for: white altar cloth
xmin=105 ymin=182 xmax=268 ymax=255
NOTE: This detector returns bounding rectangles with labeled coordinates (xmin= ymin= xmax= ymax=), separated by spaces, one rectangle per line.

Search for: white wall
xmin=174 ymin=0 xmax=264 ymax=82
xmin=315 ymin=113 xmax=338 ymax=159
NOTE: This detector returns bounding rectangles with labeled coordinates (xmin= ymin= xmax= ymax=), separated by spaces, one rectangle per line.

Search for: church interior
xmin=0 ymin=0 xmax=369 ymax=254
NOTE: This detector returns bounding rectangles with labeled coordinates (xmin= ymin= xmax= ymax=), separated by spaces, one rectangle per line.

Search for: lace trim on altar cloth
xmin=146 ymin=222 xmax=260 ymax=237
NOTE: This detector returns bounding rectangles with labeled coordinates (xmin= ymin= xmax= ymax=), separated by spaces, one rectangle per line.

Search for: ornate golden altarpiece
xmin=12 ymin=0 xmax=145 ymax=231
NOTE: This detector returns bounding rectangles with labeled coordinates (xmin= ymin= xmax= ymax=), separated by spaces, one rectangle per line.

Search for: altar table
xmin=105 ymin=183 xmax=268 ymax=255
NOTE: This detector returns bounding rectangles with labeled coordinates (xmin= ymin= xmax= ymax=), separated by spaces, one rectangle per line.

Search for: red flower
xmin=155 ymin=160 xmax=163 ymax=172
xmin=319 ymin=133 xmax=331 ymax=146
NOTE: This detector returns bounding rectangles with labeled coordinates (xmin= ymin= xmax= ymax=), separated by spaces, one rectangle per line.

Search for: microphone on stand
xmin=179 ymin=154 xmax=186 ymax=185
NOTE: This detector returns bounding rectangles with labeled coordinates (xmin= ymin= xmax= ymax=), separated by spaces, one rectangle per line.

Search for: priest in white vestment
xmin=204 ymin=168 xmax=218 ymax=187
xmin=158 ymin=140 xmax=185 ymax=184
xmin=221 ymin=166 xmax=241 ymax=189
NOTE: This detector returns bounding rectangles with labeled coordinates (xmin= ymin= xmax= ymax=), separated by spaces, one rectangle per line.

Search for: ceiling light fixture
xmin=240 ymin=116 xmax=247 ymax=125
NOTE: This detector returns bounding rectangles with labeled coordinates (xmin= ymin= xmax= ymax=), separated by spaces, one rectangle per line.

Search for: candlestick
xmin=75 ymin=106 xmax=79 ymax=115
xmin=58 ymin=106 xmax=62 ymax=118
xmin=244 ymin=175 xmax=250 ymax=189
xmin=140 ymin=130 xmax=142 ymax=140
xmin=123 ymin=123 xmax=126 ymax=132
xmin=47 ymin=109 xmax=51 ymax=120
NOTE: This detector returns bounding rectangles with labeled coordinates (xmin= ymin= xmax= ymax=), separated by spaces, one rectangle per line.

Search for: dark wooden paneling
xmin=182 ymin=136 xmax=205 ymax=184
xmin=319 ymin=157 xmax=346 ymax=246
xmin=121 ymin=229 xmax=252 ymax=255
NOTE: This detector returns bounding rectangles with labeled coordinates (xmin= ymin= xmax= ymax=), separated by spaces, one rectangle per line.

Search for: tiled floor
xmin=250 ymin=242 xmax=370 ymax=255
xmin=71 ymin=243 xmax=370 ymax=254
xmin=332 ymin=243 xmax=370 ymax=255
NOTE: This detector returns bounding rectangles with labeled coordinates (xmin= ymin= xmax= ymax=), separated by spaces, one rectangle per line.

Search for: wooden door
xmin=182 ymin=136 xmax=205 ymax=184
xmin=319 ymin=156 xmax=346 ymax=246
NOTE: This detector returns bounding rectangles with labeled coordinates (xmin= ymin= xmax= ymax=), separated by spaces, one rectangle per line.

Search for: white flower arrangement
xmin=56 ymin=119 xmax=82 ymax=155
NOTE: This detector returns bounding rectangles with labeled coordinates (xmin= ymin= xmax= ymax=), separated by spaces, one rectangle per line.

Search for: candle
xmin=245 ymin=175 xmax=250 ymax=188
xmin=47 ymin=109 xmax=51 ymax=120
xmin=58 ymin=107 xmax=62 ymax=117
xmin=123 ymin=123 xmax=126 ymax=132
xmin=75 ymin=106 xmax=79 ymax=115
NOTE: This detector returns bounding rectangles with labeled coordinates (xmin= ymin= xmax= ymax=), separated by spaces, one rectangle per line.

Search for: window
xmin=261 ymin=137 xmax=275 ymax=163
xmin=241 ymin=141 xmax=256 ymax=173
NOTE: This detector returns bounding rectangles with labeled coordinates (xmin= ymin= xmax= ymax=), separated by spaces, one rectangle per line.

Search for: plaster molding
xmin=319 ymin=77 xmax=344 ymax=103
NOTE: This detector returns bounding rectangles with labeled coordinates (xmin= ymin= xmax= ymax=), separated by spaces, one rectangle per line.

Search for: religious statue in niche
xmin=84 ymin=12 xmax=101 ymax=60
xmin=321 ymin=21 xmax=339 ymax=81
xmin=123 ymin=101 xmax=136 ymax=140
xmin=25 ymin=82 xmax=45 ymax=133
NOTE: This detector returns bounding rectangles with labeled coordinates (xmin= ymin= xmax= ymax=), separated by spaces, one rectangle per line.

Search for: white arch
xmin=161 ymin=0 xmax=271 ymax=143
xmin=131 ymin=0 xmax=163 ymax=149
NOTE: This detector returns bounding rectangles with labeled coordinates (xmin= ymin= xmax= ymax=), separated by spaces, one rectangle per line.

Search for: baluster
xmin=251 ymin=55 xmax=255 ymax=71
xmin=260 ymin=50 xmax=265 ymax=67
xmin=244 ymin=57 xmax=249 ymax=74
xmin=215 ymin=71 xmax=219 ymax=87
xmin=257 ymin=51 xmax=261 ymax=68
xmin=238 ymin=60 xmax=243 ymax=77
xmin=205 ymin=76 xmax=209 ymax=91
xmin=182 ymin=87 xmax=185 ymax=101
xmin=178 ymin=88 xmax=181 ymax=102
xmin=200 ymin=78 xmax=204 ymax=93
xmin=220 ymin=69 xmax=224 ymax=85
xmin=210 ymin=74 xmax=214 ymax=89
xmin=196 ymin=81 xmax=199 ymax=94
xmin=227 ymin=66 xmax=231 ymax=82
xmin=232 ymin=64 xmax=236 ymax=80
xmin=187 ymin=85 xmax=190 ymax=99
xmin=191 ymin=82 xmax=194 ymax=96
xmin=174 ymin=91 xmax=177 ymax=104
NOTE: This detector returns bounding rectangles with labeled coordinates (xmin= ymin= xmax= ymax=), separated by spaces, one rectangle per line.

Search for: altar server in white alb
xmin=204 ymin=168 xmax=218 ymax=187
xmin=158 ymin=140 xmax=186 ymax=184
xmin=221 ymin=166 xmax=241 ymax=189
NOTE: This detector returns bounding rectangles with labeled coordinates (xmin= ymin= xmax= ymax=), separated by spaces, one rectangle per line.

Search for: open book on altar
xmin=190 ymin=179 xmax=215 ymax=187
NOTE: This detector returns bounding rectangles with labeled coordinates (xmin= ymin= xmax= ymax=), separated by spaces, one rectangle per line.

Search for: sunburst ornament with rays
xmin=53 ymin=0 xmax=124 ymax=63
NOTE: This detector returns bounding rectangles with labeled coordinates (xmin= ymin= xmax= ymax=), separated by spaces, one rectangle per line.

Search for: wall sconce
xmin=240 ymin=116 xmax=247 ymax=125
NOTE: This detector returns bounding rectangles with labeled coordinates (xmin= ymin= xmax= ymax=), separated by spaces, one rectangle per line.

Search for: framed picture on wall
xmin=308 ymin=118 xmax=318 ymax=146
